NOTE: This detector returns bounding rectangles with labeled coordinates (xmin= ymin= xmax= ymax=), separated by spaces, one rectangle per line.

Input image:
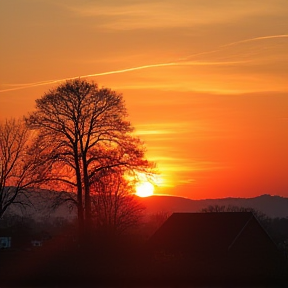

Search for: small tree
xmin=0 ymin=118 xmax=42 ymax=218
xmin=91 ymin=168 xmax=145 ymax=236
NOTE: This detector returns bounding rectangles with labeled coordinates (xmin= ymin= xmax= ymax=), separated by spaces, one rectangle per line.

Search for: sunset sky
xmin=1 ymin=0 xmax=287 ymax=200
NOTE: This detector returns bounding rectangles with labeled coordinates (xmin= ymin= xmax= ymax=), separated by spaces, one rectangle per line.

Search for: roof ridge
xmin=227 ymin=214 xmax=254 ymax=251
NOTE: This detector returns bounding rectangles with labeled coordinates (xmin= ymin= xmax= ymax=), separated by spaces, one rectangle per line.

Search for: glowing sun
xmin=136 ymin=182 xmax=154 ymax=197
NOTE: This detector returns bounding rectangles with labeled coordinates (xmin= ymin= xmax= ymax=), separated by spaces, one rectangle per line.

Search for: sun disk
xmin=136 ymin=182 xmax=154 ymax=197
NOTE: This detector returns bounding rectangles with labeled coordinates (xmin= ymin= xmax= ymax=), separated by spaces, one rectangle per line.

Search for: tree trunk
xmin=74 ymin=147 xmax=85 ymax=241
xmin=82 ymin=152 xmax=92 ymax=237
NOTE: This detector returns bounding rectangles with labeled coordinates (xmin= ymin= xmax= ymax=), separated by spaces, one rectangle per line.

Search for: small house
xmin=146 ymin=212 xmax=286 ymax=285
xmin=31 ymin=240 xmax=43 ymax=247
xmin=0 ymin=236 xmax=11 ymax=249
xmin=30 ymin=230 xmax=51 ymax=247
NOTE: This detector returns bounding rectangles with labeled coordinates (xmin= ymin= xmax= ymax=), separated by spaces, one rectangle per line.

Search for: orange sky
xmin=1 ymin=0 xmax=287 ymax=199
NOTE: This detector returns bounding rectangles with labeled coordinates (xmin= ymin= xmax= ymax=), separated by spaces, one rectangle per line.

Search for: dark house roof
xmin=146 ymin=212 xmax=285 ymax=284
xmin=148 ymin=212 xmax=275 ymax=254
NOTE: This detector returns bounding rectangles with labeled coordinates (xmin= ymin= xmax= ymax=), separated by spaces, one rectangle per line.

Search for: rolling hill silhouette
xmin=4 ymin=189 xmax=288 ymax=220
xmin=138 ymin=194 xmax=288 ymax=219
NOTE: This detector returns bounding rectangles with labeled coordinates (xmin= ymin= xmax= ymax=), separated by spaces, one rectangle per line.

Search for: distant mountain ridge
xmin=4 ymin=190 xmax=288 ymax=220
xmin=138 ymin=194 xmax=288 ymax=219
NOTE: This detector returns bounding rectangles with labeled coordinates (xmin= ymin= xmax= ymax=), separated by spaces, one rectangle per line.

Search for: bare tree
xmin=0 ymin=118 xmax=43 ymax=218
xmin=26 ymin=79 xmax=153 ymax=236
xmin=91 ymin=168 xmax=145 ymax=236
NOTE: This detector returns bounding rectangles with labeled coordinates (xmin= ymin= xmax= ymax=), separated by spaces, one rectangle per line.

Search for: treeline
xmin=1 ymin=204 xmax=288 ymax=252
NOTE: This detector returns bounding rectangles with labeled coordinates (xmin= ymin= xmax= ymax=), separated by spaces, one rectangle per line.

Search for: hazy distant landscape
xmin=6 ymin=190 xmax=288 ymax=220
xmin=140 ymin=194 xmax=288 ymax=219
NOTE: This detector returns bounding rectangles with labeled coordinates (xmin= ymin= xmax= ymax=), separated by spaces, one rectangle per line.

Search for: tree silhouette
xmin=91 ymin=167 xmax=145 ymax=236
xmin=26 ymin=79 xmax=152 ymax=237
xmin=201 ymin=205 xmax=269 ymax=223
xmin=0 ymin=118 xmax=43 ymax=218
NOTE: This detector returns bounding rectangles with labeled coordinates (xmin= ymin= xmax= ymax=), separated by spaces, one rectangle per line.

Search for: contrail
xmin=0 ymin=62 xmax=178 ymax=93
xmin=0 ymin=34 xmax=287 ymax=94
xmin=178 ymin=34 xmax=288 ymax=61
xmin=0 ymin=60 xmax=246 ymax=93
xmin=220 ymin=34 xmax=288 ymax=48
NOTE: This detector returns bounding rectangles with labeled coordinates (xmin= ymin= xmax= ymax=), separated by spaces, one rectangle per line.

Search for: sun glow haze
xmin=135 ymin=182 xmax=154 ymax=197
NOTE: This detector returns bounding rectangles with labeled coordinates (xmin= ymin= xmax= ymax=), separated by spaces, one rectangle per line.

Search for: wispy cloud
xmin=63 ymin=0 xmax=287 ymax=30
xmin=0 ymin=34 xmax=287 ymax=94
xmin=134 ymin=122 xmax=198 ymax=136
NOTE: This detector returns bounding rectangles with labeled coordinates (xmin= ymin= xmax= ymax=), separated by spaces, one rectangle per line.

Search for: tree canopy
xmin=26 ymin=79 xmax=153 ymax=235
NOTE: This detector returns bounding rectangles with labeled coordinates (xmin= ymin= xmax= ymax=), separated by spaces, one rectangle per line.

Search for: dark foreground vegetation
xmin=1 ymin=236 xmax=287 ymax=288
xmin=1 ymin=214 xmax=288 ymax=288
